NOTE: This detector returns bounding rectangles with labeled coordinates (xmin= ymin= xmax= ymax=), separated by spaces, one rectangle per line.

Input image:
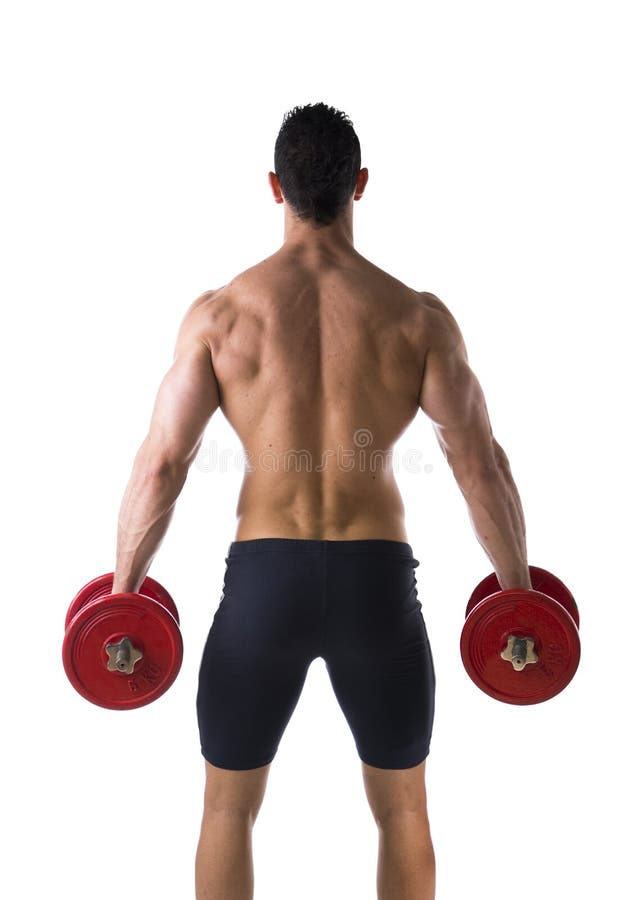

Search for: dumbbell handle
xmin=105 ymin=636 xmax=143 ymax=674
xmin=501 ymin=635 xmax=539 ymax=671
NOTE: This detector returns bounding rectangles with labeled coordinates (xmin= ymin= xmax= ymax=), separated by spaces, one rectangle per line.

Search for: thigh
xmin=324 ymin=550 xmax=436 ymax=770
xmin=196 ymin=550 xmax=321 ymax=770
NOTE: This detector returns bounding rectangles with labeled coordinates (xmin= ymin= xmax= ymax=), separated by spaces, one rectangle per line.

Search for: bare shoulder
xmin=176 ymin=283 xmax=235 ymax=349
xmin=221 ymin=254 xmax=280 ymax=292
xmin=413 ymin=290 xmax=465 ymax=351
xmin=183 ymin=286 xmax=226 ymax=317
xmin=415 ymin=290 xmax=455 ymax=323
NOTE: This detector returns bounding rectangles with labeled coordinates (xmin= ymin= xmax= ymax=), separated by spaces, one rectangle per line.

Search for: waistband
xmin=227 ymin=537 xmax=418 ymax=560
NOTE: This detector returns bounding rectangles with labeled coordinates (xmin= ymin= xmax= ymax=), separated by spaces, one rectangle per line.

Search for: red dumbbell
xmin=63 ymin=573 xmax=183 ymax=710
xmin=460 ymin=566 xmax=580 ymax=705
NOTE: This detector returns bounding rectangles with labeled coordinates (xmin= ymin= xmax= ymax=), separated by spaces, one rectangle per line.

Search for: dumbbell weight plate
xmin=460 ymin=588 xmax=581 ymax=705
xmin=65 ymin=572 xmax=180 ymax=631
xmin=465 ymin=565 xmax=579 ymax=627
xmin=63 ymin=593 xmax=183 ymax=710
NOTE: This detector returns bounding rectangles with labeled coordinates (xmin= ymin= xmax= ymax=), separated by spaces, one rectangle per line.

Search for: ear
xmin=268 ymin=171 xmax=284 ymax=204
xmin=354 ymin=167 xmax=369 ymax=201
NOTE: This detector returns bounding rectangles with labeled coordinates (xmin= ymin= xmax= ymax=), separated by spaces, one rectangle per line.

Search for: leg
xmin=195 ymin=545 xmax=318 ymax=896
xmin=362 ymin=759 xmax=436 ymax=900
xmin=195 ymin=759 xmax=271 ymax=900
xmin=323 ymin=546 xmax=437 ymax=898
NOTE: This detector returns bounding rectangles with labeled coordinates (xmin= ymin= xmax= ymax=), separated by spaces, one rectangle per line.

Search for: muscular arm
xmin=111 ymin=297 xmax=220 ymax=594
xmin=418 ymin=295 xmax=532 ymax=591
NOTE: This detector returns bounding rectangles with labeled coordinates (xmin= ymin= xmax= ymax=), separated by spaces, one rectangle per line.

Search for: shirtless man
xmin=111 ymin=102 xmax=532 ymax=900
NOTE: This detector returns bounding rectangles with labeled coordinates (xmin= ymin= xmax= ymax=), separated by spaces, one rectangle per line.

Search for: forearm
xmin=457 ymin=458 xmax=532 ymax=591
xmin=111 ymin=448 xmax=188 ymax=595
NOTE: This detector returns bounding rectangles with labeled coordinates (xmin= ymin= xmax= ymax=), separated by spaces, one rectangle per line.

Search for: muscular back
xmin=202 ymin=249 xmax=434 ymax=541
xmin=138 ymin=235 xmax=520 ymax=586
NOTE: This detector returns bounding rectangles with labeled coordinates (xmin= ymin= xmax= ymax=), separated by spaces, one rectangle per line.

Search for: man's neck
xmin=281 ymin=212 xmax=355 ymax=256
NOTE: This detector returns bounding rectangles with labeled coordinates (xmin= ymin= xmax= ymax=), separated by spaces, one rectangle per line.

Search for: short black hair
xmin=273 ymin=102 xmax=361 ymax=227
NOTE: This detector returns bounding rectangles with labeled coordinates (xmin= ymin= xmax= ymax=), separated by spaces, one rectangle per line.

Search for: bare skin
xmin=112 ymin=166 xmax=532 ymax=899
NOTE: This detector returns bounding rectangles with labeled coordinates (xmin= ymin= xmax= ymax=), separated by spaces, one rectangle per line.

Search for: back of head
xmin=274 ymin=102 xmax=361 ymax=228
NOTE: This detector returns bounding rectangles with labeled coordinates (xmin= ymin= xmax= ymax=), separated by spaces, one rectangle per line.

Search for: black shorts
xmin=196 ymin=538 xmax=436 ymax=770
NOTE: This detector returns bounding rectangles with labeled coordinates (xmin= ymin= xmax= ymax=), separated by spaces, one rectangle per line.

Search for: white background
xmin=1 ymin=1 xmax=624 ymax=897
